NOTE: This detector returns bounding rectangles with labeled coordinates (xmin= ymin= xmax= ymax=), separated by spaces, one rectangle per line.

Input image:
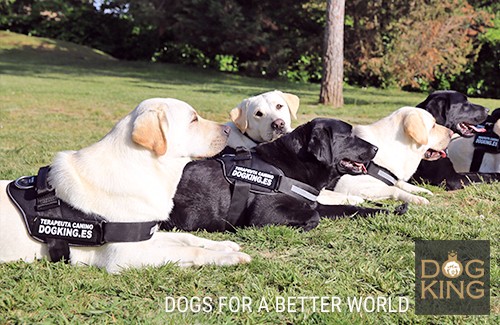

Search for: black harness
xmin=7 ymin=166 xmax=158 ymax=263
xmin=217 ymin=147 xmax=319 ymax=221
xmin=470 ymin=128 xmax=499 ymax=172
xmin=365 ymin=161 xmax=399 ymax=186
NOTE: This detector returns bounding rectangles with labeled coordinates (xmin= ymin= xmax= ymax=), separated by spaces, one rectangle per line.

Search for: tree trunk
xmin=319 ymin=0 xmax=345 ymax=108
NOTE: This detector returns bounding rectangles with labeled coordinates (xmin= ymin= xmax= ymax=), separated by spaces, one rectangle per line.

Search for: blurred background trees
xmin=1 ymin=0 xmax=498 ymax=98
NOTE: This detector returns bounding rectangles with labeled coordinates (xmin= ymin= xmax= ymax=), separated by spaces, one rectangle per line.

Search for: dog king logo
xmin=441 ymin=251 xmax=462 ymax=278
xmin=415 ymin=240 xmax=490 ymax=315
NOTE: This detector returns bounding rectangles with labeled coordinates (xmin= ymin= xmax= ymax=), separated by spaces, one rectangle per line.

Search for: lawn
xmin=0 ymin=31 xmax=498 ymax=324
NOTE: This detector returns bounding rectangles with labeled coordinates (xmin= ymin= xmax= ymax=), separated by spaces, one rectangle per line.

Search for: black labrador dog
xmin=411 ymin=90 xmax=500 ymax=190
xmin=163 ymin=118 xmax=406 ymax=232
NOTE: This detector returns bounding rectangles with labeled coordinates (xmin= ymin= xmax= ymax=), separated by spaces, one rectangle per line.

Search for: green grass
xmin=0 ymin=31 xmax=499 ymax=324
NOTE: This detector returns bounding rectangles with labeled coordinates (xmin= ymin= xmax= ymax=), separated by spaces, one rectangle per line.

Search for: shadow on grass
xmin=1 ymin=44 xmax=423 ymax=109
xmin=0 ymin=46 xmax=278 ymax=94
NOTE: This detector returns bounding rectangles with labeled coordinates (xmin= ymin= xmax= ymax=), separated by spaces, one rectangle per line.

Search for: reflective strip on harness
xmin=366 ymin=161 xmax=398 ymax=186
xmin=290 ymin=185 xmax=317 ymax=201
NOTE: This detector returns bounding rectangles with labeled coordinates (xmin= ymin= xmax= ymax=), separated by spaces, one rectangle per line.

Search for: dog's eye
xmin=191 ymin=115 xmax=198 ymax=123
xmin=255 ymin=111 xmax=264 ymax=117
xmin=276 ymin=104 xmax=283 ymax=110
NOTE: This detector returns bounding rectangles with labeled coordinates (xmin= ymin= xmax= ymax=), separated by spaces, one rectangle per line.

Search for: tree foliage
xmin=450 ymin=1 xmax=500 ymax=98
xmin=162 ymin=0 xmax=324 ymax=78
xmin=0 ymin=0 xmax=158 ymax=60
xmin=0 ymin=0 xmax=498 ymax=97
xmin=385 ymin=0 xmax=492 ymax=91
xmin=344 ymin=0 xmax=493 ymax=92
xmin=343 ymin=0 xmax=413 ymax=87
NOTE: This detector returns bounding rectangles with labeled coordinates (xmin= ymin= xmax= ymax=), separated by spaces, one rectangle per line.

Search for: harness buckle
xmin=233 ymin=146 xmax=252 ymax=161
xmin=36 ymin=194 xmax=60 ymax=211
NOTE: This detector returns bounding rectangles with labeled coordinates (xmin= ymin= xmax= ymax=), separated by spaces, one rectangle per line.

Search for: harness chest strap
xmin=470 ymin=132 xmax=499 ymax=172
xmin=7 ymin=166 xmax=158 ymax=263
xmin=365 ymin=161 xmax=398 ymax=186
xmin=226 ymin=150 xmax=252 ymax=222
xmin=218 ymin=148 xmax=320 ymax=221
xmin=42 ymin=166 xmax=71 ymax=262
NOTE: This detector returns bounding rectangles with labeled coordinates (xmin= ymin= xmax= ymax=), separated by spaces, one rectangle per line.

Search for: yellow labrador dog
xmin=226 ymin=90 xmax=300 ymax=148
xmin=0 ymin=98 xmax=251 ymax=273
xmin=318 ymin=107 xmax=452 ymax=205
xmin=447 ymin=119 xmax=500 ymax=173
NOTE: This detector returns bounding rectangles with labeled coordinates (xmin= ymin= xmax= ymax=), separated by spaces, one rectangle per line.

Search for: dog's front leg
xmin=386 ymin=186 xmax=430 ymax=204
xmin=74 ymin=232 xmax=251 ymax=273
xmin=395 ymin=180 xmax=433 ymax=195
xmin=316 ymin=202 xmax=407 ymax=219
xmin=317 ymin=188 xmax=365 ymax=205
xmin=157 ymin=232 xmax=243 ymax=252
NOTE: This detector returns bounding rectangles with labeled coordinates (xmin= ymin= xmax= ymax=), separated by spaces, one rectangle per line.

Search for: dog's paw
xmin=410 ymin=196 xmax=430 ymax=205
xmin=394 ymin=203 xmax=409 ymax=215
xmin=214 ymin=252 xmax=252 ymax=266
xmin=411 ymin=186 xmax=433 ymax=195
xmin=420 ymin=188 xmax=433 ymax=195
xmin=179 ymin=250 xmax=252 ymax=267
xmin=205 ymin=240 xmax=241 ymax=252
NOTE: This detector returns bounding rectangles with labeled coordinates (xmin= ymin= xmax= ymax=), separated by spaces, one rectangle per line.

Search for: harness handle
xmin=227 ymin=147 xmax=253 ymax=221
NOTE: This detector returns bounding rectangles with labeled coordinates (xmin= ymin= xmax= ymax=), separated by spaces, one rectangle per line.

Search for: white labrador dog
xmin=0 ymin=98 xmax=251 ymax=273
xmin=318 ymin=107 xmax=452 ymax=205
xmin=447 ymin=119 xmax=500 ymax=173
xmin=226 ymin=90 xmax=300 ymax=148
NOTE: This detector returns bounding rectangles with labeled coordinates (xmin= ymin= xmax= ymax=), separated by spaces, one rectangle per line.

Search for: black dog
xmin=411 ymin=90 xmax=500 ymax=190
xmin=163 ymin=118 xmax=406 ymax=232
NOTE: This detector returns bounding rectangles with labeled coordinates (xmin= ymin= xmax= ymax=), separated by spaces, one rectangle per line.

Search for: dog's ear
xmin=132 ymin=108 xmax=168 ymax=156
xmin=230 ymin=106 xmax=248 ymax=133
xmin=280 ymin=92 xmax=299 ymax=120
xmin=307 ymin=125 xmax=333 ymax=164
xmin=418 ymin=96 xmax=447 ymax=126
xmin=403 ymin=111 xmax=428 ymax=146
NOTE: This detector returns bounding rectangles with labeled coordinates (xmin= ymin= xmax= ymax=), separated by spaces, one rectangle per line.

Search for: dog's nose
xmin=222 ymin=125 xmax=231 ymax=135
xmin=272 ymin=119 xmax=285 ymax=131
xmin=371 ymin=146 xmax=378 ymax=154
